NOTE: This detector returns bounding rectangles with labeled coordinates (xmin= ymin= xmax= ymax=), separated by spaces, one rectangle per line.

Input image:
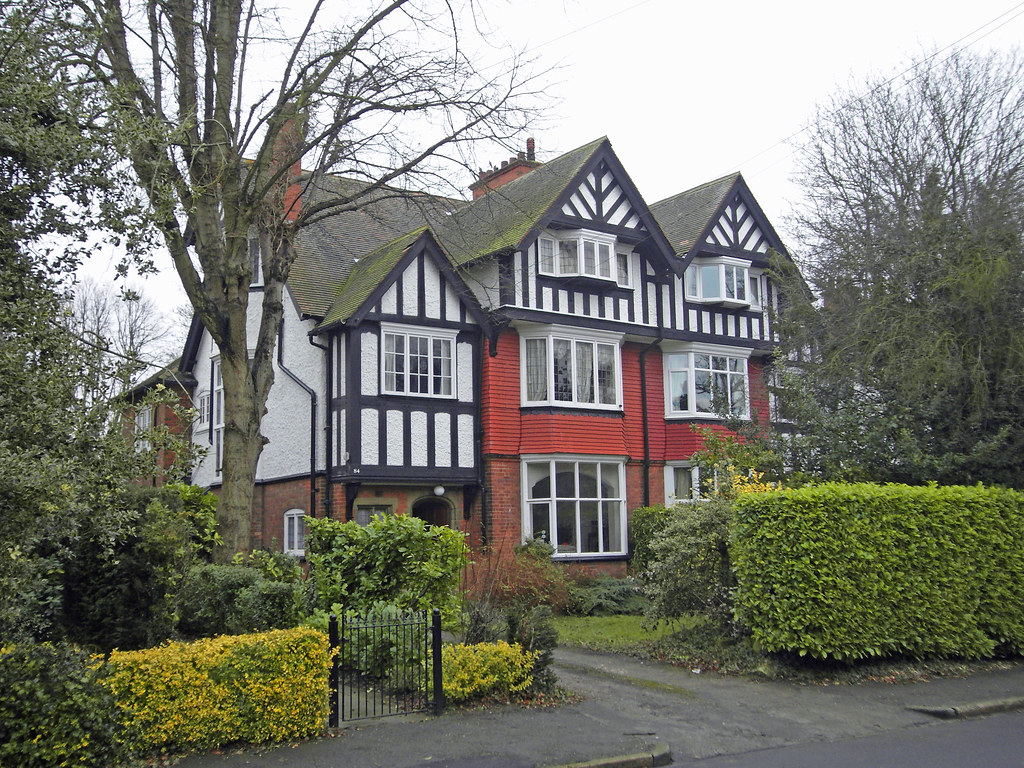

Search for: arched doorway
xmin=412 ymin=496 xmax=454 ymax=528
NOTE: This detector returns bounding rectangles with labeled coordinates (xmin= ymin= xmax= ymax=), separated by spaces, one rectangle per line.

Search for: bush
xmin=177 ymin=563 xmax=304 ymax=638
xmin=306 ymin=514 xmax=467 ymax=623
xmin=641 ymin=498 xmax=736 ymax=627
xmin=62 ymin=483 xmax=219 ymax=651
xmin=732 ymin=482 xmax=1024 ymax=660
xmin=0 ymin=643 xmax=126 ymax=768
xmin=628 ymin=504 xmax=673 ymax=575
xmin=441 ymin=641 xmax=537 ymax=703
xmin=465 ymin=537 xmax=571 ymax=613
xmin=104 ymin=627 xmax=331 ymax=752
xmin=567 ymin=576 xmax=647 ymax=616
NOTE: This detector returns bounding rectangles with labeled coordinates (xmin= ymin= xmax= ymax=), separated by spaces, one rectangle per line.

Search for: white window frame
xmin=283 ymin=508 xmax=306 ymax=556
xmin=134 ymin=406 xmax=152 ymax=453
xmin=684 ymin=257 xmax=760 ymax=309
xmin=380 ymin=322 xmax=457 ymax=399
xmin=537 ymin=231 xmax=625 ymax=285
xmin=522 ymin=455 xmax=627 ymax=558
xmin=663 ymin=344 xmax=751 ymax=419
xmin=665 ymin=463 xmax=700 ymax=505
xmin=212 ymin=358 xmax=224 ymax=473
xmin=520 ymin=326 xmax=623 ymax=410
xmin=196 ymin=393 xmax=210 ymax=426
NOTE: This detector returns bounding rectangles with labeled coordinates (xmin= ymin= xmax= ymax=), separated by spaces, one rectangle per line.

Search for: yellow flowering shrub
xmin=104 ymin=627 xmax=331 ymax=752
xmin=729 ymin=466 xmax=783 ymax=495
xmin=441 ymin=641 xmax=538 ymax=703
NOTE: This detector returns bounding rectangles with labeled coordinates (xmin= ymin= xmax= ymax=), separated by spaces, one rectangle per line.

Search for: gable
xmin=705 ymin=194 xmax=769 ymax=254
xmin=559 ymin=160 xmax=644 ymax=231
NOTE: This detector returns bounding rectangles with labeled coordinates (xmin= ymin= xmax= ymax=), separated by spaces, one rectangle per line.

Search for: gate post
xmin=431 ymin=608 xmax=444 ymax=715
xmin=328 ymin=614 xmax=339 ymax=728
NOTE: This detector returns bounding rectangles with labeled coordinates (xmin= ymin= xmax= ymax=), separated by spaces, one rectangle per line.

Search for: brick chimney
xmin=469 ymin=138 xmax=541 ymax=199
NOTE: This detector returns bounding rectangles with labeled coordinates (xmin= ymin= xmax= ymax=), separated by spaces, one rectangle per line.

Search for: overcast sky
xmin=81 ymin=0 xmax=1024 ymax=324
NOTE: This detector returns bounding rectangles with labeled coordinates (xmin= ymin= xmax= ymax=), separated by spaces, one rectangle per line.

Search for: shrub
xmin=104 ymin=627 xmax=331 ymax=752
xmin=641 ymin=497 xmax=737 ymax=627
xmin=62 ymin=483 xmax=219 ymax=651
xmin=306 ymin=514 xmax=467 ymax=623
xmin=628 ymin=504 xmax=673 ymax=575
xmin=732 ymin=482 xmax=1024 ymax=660
xmin=465 ymin=537 xmax=571 ymax=613
xmin=567 ymin=576 xmax=647 ymax=616
xmin=441 ymin=641 xmax=537 ymax=703
xmin=176 ymin=563 xmax=304 ymax=638
xmin=0 ymin=642 xmax=126 ymax=768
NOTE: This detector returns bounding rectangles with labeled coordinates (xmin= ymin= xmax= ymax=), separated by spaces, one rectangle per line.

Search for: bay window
xmin=381 ymin=324 xmax=455 ymax=398
xmin=524 ymin=457 xmax=626 ymax=557
xmin=538 ymin=231 xmax=631 ymax=287
xmin=522 ymin=329 xmax=621 ymax=409
xmin=283 ymin=509 xmax=306 ymax=556
xmin=665 ymin=348 xmax=749 ymax=418
xmin=684 ymin=258 xmax=760 ymax=308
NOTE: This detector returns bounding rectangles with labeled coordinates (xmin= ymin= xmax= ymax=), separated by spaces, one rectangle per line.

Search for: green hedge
xmin=104 ymin=627 xmax=331 ymax=752
xmin=0 ymin=643 xmax=126 ymax=768
xmin=731 ymin=483 xmax=1024 ymax=660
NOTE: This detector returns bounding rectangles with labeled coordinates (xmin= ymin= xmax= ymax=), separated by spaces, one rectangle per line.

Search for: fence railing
xmin=328 ymin=608 xmax=443 ymax=725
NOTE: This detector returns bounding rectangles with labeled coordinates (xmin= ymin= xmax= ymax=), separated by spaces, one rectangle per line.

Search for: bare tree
xmin=775 ymin=48 xmax=1024 ymax=486
xmin=66 ymin=0 xmax=539 ymax=553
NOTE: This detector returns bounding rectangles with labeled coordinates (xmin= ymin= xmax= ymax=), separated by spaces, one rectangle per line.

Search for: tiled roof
xmin=317 ymin=228 xmax=430 ymax=329
xmin=649 ymin=173 xmax=740 ymax=257
xmin=288 ymin=176 xmax=460 ymax=317
xmin=432 ymin=138 xmax=607 ymax=266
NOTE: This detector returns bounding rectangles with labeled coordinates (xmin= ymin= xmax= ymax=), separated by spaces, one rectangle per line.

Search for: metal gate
xmin=328 ymin=608 xmax=444 ymax=724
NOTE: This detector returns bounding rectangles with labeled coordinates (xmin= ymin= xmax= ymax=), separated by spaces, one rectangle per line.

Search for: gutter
xmin=638 ymin=335 xmax=662 ymax=508
xmin=277 ymin=317 xmax=319 ymax=518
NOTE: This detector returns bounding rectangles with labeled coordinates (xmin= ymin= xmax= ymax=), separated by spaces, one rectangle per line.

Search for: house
xmin=123 ymin=358 xmax=195 ymax=487
xmin=178 ymin=137 xmax=792 ymax=569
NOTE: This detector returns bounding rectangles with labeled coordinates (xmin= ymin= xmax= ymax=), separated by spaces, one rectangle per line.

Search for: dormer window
xmin=538 ymin=232 xmax=630 ymax=286
xmin=684 ymin=258 xmax=759 ymax=308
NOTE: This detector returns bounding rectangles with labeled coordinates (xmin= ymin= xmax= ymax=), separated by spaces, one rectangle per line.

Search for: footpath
xmin=178 ymin=647 xmax=1024 ymax=768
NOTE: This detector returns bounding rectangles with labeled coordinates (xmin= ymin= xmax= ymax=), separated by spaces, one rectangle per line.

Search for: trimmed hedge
xmin=731 ymin=483 xmax=1024 ymax=660
xmin=104 ymin=627 xmax=331 ymax=752
xmin=441 ymin=641 xmax=538 ymax=702
xmin=0 ymin=643 xmax=126 ymax=768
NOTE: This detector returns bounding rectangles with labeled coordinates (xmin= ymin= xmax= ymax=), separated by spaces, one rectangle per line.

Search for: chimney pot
xmin=526 ymin=137 xmax=535 ymax=162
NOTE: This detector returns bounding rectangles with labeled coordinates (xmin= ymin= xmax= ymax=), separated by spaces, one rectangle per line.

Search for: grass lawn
xmin=552 ymin=614 xmax=688 ymax=654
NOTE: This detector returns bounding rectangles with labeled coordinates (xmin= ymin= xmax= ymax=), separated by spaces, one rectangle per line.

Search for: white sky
xmin=80 ymin=0 xmax=1024 ymax=327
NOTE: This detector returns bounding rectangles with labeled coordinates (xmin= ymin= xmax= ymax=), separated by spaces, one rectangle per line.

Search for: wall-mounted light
xmin=433 ymin=485 xmax=445 ymax=497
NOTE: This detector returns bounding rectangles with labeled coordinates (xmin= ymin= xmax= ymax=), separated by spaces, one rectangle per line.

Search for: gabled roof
xmin=649 ymin=174 xmax=740 ymax=256
xmin=431 ymin=138 xmax=608 ymax=266
xmin=650 ymin=173 xmax=790 ymax=264
xmin=288 ymin=175 xmax=461 ymax=318
xmin=317 ymin=227 xmax=430 ymax=329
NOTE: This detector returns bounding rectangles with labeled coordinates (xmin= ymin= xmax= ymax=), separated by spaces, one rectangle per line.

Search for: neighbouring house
xmin=177 ymin=137 xmax=793 ymax=571
xmin=122 ymin=358 xmax=195 ymax=487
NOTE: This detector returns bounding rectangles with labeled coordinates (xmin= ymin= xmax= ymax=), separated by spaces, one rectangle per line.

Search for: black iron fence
xmin=328 ymin=607 xmax=443 ymax=725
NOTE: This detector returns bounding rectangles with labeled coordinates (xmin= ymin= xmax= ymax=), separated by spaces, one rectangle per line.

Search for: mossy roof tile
xmin=649 ymin=173 xmax=740 ymax=256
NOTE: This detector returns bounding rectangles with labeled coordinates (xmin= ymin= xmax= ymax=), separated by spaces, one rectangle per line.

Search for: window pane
xmin=409 ymin=335 xmax=429 ymax=393
xmin=684 ymin=266 xmax=698 ymax=298
xmin=583 ymin=240 xmax=596 ymax=275
xmin=711 ymin=355 xmax=728 ymax=371
xmin=578 ymin=463 xmax=598 ymax=497
xmin=580 ymin=501 xmax=600 ymax=552
xmin=616 ymin=252 xmax=630 ymax=286
xmin=603 ymin=501 xmax=622 ymax=552
xmin=559 ymin=240 xmax=578 ymax=273
xmin=694 ymin=353 xmax=710 ymax=370
xmin=384 ymin=333 xmax=404 ymax=392
xmin=729 ymin=357 xmax=744 ymax=372
xmin=714 ymin=372 xmax=729 ymax=409
xmin=735 ymin=267 xmax=747 ymax=300
xmin=553 ymin=339 xmax=573 ymax=401
xmin=556 ymin=501 xmax=577 ymax=553
xmin=725 ymin=265 xmax=737 ymax=299
xmin=749 ymin=275 xmax=761 ymax=305
xmin=539 ymin=238 xmax=555 ymax=273
xmin=433 ymin=338 xmax=452 ymax=396
xmin=670 ymin=370 xmax=689 ymax=411
xmin=599 ymin=462 xmax=620 ymax=496
xmin=598 ymin=243 xmax=612 ymax=278
xmin=695 ymin=370 xmax=713 ymax=412
xmin=554 ymin=463 xmax=576 ymax=497
xmin=701 ymin=264 xmax=720 ymax=299
xmin=731 ymin=373 xmax=747 ymax=415
xmin=531 ymin=503 xmax=551 ymax=543
xmin=525 ymin=338 xmax=548 ymax=401
xmin=673 ymin=466 xmax=692 ymax=500
xmin=527 ymin=462 xmax=551 ymax=499
xmin=597 ymin=344 xmax=616 ymax=405
xmin=575 ymin=342 xmax=594 ymax=403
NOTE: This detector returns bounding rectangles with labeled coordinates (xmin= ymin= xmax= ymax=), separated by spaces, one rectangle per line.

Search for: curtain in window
xmin=575 ymin=342 xmax=594 ymax=403
xmin=525 ymin=338 xmax=548 ymax=401
xmin=597 ymin=344 xmax=616 ymax=404
xmin=553 ymin=339 xmax=573 ymax=401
